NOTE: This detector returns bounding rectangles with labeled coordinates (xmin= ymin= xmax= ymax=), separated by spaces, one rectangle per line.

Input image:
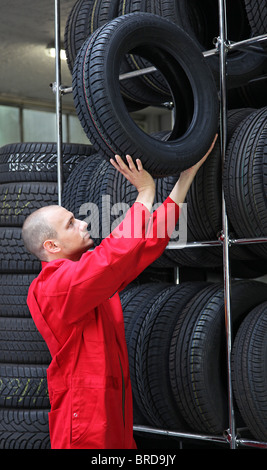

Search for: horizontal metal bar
xmin=236 ymin=437 xmax=267 ymax=449
xmin=54 ymin=33 xmax=267 ymax=95
xmin=56 ymin=54 xmax=218 ymax=95
xmin=166 ymin=240 xmax=222 ymax=249
xmin=119 ymin=66 xmax=157 ymax=81
xmin=230 ymin=236 xmax=267 ymax=245
xmin=228 ymin=33 xmax=267 ymax=52
xmin=134 ymin=425 xmax=267 ymax=448
xmin=54 ymin=46 xmax=219 ymax=96
xmin=203 ymin=47 xmax=218 ymax=57
xmin=59 ymin=85 xmax=73 ymax=94
xmin=166 ymin=236 xmax=267 ymax=250
xmin=133 ymin=425 xmax=228 ymax=445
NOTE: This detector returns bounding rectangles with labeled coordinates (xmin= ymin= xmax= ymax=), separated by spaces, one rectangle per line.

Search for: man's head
xmin=22 ymin=205 xmax=93 ymax=262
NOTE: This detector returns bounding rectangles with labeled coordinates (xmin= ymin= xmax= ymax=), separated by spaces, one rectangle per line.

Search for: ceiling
xmin=0 ymin=0 xmax=76 ymax=109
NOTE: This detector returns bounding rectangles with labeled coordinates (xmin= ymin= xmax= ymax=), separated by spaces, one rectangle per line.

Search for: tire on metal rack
xmin=223 ymin=106 xmax=267 ymax=260
xmin=64 ymin=0 xmax=96 ymax=72
xmin=155 ymin=0 xmax=267 ymax=89
xmin=118 ymin=0 xmax=172 ymax=101
xmin=169 ymin=280 xmax=267 ymax=435
xmin=160 ymin=107 xmax=265 ymax=272
xmin=64 ymin=0 xmax=121 ymax=72
xmin=120 ymin=282 xmax=172 ymax=425
xmin=135 ymin=281 xmax=208 ymax=430
xmin=121 ymin=283 xmax=186 ymax=427
xmin=62 ymin=153 xmax=112 ymax=245
xmin=64 ymin=0 xmax=147 ymax=110
xmin=244 ymin=0 xmax=267 ymax=35
xmin=72 ymin=12 xmax=219 ymax=176
xmin=232 ymin=301 xmax=267 ymax=442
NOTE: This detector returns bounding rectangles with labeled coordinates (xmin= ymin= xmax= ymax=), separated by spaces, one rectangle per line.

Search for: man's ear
xmin=43 ymin=239 xmax=61 ymax=254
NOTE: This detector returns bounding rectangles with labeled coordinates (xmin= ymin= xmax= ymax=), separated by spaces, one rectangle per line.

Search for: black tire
xmin=62 ymin=154 xmax=111 ymax=245
xmin=137 ymin=281 xmax=208 ymax=430
xmin=156 ymin=0 xmax=267 ymax=89
xmin=158 ymin=162 xmax=223 ymax=268
xmin=0 ymin=274 xmax=36 ymax=318
xmin=0 ymin=142 xmax=95 ymax=183
xmin=232 ymin=301 xmax=267 ymax=442
xmin=123 ymin=284 xmax=180 ymax=426
xmin=0 ymin=182 xmax=58 ymax=227
xmin=64 ymin=0 xmax=147 ymax=110
xmin=0 ymin=227 xmax=41 ymax=273
xmin=72 ymin=13 xmax=219 ymax=176
xmin=121 ymin=282 xmax=172 ymax=425
xmin=244 ymin=0 xmax=267 ymax=35
xmin=170 ymin=107 xmax=259 ymax=268
xmin=0 ymin=408 xmax=50 ymax=449
xmin=121 ymin=283 xmax=172 ymax=346
xmin=118 ymin=0 xmax=171 ymax=101
xmin=64 ymin=0 xmax=121 ymax=72
xmin=64 ymin=0 xmax=96 ymax=72
xmin=223 ymin=107 xmax=267 ymax=259
xmin=228 ymin=78 xmax=267 ymax=110
xmin=169 ymin=280 xmax=267 ymax=434
xmin=0 ymin=364 xmax=49 ymax=409
xmin=0 ymin=317 xmax=51 ymax=365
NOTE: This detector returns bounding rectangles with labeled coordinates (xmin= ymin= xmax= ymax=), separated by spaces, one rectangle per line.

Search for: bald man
xmin=22 ymin=146 xmax=216 ymax=449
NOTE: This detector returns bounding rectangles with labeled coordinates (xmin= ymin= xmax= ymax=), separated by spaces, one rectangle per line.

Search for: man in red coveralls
xmin=22 ymin=143 xmax=216 ymax=449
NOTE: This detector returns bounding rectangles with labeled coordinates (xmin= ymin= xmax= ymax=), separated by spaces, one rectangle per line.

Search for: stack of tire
xmin=120 ymin=280 xmax=267 ymax=441
xmin=1 ymin=277 xmax=267 ymax=447
xmin=0 ymin=0 xmax=267 ymax=449
xmin=0 ymin=143 xmax=94 ymax=448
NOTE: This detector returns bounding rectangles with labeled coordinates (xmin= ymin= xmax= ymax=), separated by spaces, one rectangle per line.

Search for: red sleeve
xmin=116 ymin=196 xmax=180 ymax=290
xmin=42 ymin=197 xmax=179 ymax=324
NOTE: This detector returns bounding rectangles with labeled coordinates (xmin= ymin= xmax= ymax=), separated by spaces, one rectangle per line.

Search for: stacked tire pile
xmin=0 ymin=0 xmax=266 ymax=449
xmin=120 ymin=280 xmax=267 ymax=441
xmin=0 ymin=143 xmax=94 ymax=448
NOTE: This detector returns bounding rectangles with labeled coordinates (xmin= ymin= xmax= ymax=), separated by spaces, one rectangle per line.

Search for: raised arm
xmin=169 ymin=134 xmax=218 ymax=205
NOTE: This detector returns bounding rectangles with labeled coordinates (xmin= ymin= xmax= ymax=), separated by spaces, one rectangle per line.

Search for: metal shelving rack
xmin=53 ymin=0 xmax=267 ymax=449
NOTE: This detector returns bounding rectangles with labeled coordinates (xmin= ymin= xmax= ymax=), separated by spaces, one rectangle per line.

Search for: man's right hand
xmin=110 ymin=154 xmax=155 ymax=211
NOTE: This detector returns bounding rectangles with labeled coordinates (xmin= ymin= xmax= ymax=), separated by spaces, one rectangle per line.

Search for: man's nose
xmin=79 ymin=219 xmax=88 ymax=230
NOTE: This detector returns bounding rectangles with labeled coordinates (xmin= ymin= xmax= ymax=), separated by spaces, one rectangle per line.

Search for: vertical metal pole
xmin=55 ymin=0 xmax=63 ymax=206
xmin=218 ymin=0 xmax=236 ymax=449
xmin=174 ymin=266 xmax=180 ymax=284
